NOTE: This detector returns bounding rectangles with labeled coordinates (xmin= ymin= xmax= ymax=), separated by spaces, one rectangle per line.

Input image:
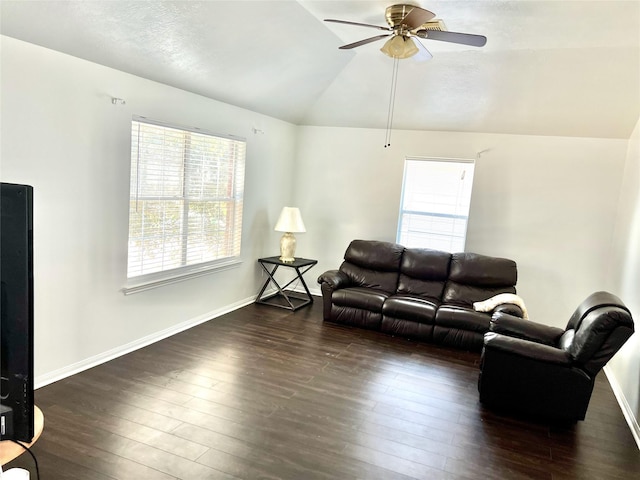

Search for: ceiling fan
xmin=325 ymin=3 xmax=487 ymax=60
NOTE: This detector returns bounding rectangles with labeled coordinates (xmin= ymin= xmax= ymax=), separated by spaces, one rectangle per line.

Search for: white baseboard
xmin=35 ymin=295 xmax=256 ymax=389
xmin=308 ymin=286 xmax=321 ymax=297
xmin=262 ymin=284 xmax=321 ymax=297
xmin=604 ymin=365 xmax=640 ymax=450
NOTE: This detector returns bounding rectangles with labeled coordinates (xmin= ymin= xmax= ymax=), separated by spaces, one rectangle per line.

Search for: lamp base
xmin=279 ymin=232 xmax=297 ymax=263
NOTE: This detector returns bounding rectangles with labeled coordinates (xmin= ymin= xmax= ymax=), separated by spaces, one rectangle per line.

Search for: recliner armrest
xmin=483 ymin=332 xmax=571 ymax=366
xmin=317 ymin=269 xmax=351 ymax=289
xmin=490 ymin=312 xmax=565 ymax=346
xmin=493 ymin=303 xmax=524 ymax=317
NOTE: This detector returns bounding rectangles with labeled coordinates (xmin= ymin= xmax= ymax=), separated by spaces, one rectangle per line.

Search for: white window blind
xmin=126 ymin=118 xmax=246 ymax=281
xmin=397 ymin=158 xmax=475 ymax=252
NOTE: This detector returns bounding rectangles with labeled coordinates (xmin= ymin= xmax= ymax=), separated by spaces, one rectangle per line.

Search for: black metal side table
xmin=255 ymin=256 xmax=318 ymax=311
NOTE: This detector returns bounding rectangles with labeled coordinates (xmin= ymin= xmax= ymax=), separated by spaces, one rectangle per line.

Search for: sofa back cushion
xmin=340 ymin=240 xmax=404 ymax=293
xmin=442 ymin=252 xmax=517 ymax=307
xmin=397 ymin=248 xmax=451 ymax=299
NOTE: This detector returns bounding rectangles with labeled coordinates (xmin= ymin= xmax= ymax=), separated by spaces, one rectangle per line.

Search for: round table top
xmin=0 ymin=406 xmax=44 ymax=466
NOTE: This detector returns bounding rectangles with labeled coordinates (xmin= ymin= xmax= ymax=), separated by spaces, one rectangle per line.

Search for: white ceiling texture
xmin=1 ymin=1 xmax=639 ymax=139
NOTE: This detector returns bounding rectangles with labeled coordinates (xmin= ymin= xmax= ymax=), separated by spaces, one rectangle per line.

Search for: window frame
xmin=123 ymin=116 xmax=246 ymax=295
xmin=396 ymin=156 xmax=475 ymax=252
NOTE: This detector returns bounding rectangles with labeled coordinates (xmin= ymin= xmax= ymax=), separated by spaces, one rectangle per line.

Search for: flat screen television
xmin=0 ymin=182 xmax=34 ymax=442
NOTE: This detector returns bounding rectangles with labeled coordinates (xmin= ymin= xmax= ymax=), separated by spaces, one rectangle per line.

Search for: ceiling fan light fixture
xmin=380 ymin=35 xmax=418 ymax=59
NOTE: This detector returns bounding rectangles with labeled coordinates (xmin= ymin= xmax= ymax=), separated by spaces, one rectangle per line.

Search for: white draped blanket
xmin=473 ymin=293 xmax=529 ymax=319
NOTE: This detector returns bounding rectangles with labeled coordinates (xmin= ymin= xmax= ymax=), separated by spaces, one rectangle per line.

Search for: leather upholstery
xmin=490 ymin=312 xmax=564 ymax=346
xmin=478 ymin=291 xmax=635 ymax=422
xmin=432 ymin=326 xmax=484 ymax=351
xmin=442 ymin=253 xmax=517 ymax=307
xmin=318 ymin=240 xmax=520 ymax=351
xmin=330 ymin=304 xmax=383 ymax=330
xmin=449 ymin=252 xmax=517 ymax=285
xmin=339 ymin=240 xmax=404 ymax=293
xmin=566 ymin=291 xmax=630 ymax=330
xmin=573 ymin=309 xmax=634 ymax=376
xmin=397 ymin=248 xmax=450 ymax=299
xmin=380 ymin=317 xmax=433 ymax=341
xmin=339 ymin=262 xmax=399 ymax=294
xmin=317 ymin=269 xmax=349 ymax=289
xmin=442 ymin=282 xmax=516 ymax=308
xmin=435 ymin=305 xmax=493 ymax=332
xmin=343 ymin=239 xmax=404 ymax=271
xmin=434 ymin=305 xmax=497 ymax=350
xmin=332 ymin=287 xmax=389 ymax=311
xmin=382 ymin=295 xmax=439 ymax=323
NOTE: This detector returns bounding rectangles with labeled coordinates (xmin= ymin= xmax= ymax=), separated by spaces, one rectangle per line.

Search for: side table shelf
xmin=0 ymin=405 xmax=44 ymax=466
xmin=255 ymin=256 xmax=317 ymax=311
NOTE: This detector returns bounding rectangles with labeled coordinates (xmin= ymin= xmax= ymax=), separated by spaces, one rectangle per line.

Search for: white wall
xmin=294 ymin=126 xmax=628 ymax=325
xmin=0 ymin=36 xmax=297 ymax=385
xmin=608 ymin=116 xmax=640 ymax=441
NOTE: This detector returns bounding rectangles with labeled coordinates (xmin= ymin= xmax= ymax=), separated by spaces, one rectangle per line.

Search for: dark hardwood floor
xmin=6 ymin=297 xmax=639 ymax=479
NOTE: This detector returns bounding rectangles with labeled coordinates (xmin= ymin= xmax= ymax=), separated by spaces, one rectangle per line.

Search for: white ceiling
xmin=1 ymin=0 xmax=639 ymax=138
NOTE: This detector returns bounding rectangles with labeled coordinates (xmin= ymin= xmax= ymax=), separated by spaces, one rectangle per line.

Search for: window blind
xmin=397 ymin=158 xmax=475 ymax=252
xmin=127 ymin=119 xmax=246 ymax=280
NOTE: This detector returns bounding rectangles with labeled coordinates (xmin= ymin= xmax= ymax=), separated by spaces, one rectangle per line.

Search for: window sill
xmin=122 ymin=259 xmax=242 ymax=295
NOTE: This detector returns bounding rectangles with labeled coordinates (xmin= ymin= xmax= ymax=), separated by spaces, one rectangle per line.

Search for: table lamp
xmin=274 ymin=207 xmax=306 ymax=262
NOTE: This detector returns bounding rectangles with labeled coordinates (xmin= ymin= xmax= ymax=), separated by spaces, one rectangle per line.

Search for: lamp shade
xmin=274 ymin=207 xmax=306 ymax=233
xmin=380 ymin=35 xmax=419 ymax=59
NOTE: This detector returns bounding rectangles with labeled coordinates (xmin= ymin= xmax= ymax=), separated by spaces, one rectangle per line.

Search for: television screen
xmin=0 ymin=182 xmax=34 ymax=442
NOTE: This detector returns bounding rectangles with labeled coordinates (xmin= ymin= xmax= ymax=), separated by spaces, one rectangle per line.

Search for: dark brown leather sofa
xmin=478 ymin=291 xmax=635 ymax=422
xmin=317 ymin=239 xmax=523 ymax=351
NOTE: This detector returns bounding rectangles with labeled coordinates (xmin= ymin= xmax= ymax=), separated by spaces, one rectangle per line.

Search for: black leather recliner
xmin=478 ymin=291 xmax=635 ymax=422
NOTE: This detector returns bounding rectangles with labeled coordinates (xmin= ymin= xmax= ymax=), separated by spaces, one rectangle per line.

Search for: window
xmin=397 ymin=158 xmax=475 ymax=252
xmin=126 ymin=117 xmax=246 ymax=287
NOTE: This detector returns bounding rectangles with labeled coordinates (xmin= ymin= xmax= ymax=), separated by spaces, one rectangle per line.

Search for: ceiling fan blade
xmin=324 ymin=19 xmax=391 ymax=31
xmin=413 ymin=38 xmax=433 ymax=61
xmin=339 ymin=34 xmax=391 ymax=50
xmin=401 ymin=7 xmax=436 ymax=29
xmin=415 ymin=30 xmax=487 ymax=47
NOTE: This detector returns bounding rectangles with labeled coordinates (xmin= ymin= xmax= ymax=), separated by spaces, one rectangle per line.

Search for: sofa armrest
xmin=493 ymin=303 xmax=524 ymax=317
xmin=490 ymin=312 xmax=565 ymax=346
xmin=317 ymin=269 xmax=351 ymax=289
xmin=483 ymin=332 xmax=571 ymax=366
xmin=317 ymin=269 xmax=352 ymax=322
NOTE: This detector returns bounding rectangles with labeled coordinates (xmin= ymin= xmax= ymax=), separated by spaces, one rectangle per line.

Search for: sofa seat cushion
xmin=435 ymin=305 xmax=492 ymax=332
xmin=332 ymin=287 xmax=389 ymax=312
xmin=382 ymin=295 xmax=438 ymax=324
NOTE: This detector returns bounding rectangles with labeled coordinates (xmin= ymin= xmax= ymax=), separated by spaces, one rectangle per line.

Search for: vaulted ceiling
xmin=1 ymin=1 xmax=639 ymax=138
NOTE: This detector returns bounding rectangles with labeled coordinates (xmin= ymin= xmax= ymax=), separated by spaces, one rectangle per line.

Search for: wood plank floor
xmin=5 ymin=298 xmax=639 ymax=479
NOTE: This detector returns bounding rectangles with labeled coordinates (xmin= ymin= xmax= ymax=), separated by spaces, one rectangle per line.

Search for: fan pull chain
xmin=385 ymin=57 xmax=400 ymax=148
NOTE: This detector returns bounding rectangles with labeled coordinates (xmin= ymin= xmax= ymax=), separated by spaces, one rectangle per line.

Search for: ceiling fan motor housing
xmin=385 ymin=4 xmax=417 ymax=28
xmin=385 ymin=4 xmax=446 ymax=35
